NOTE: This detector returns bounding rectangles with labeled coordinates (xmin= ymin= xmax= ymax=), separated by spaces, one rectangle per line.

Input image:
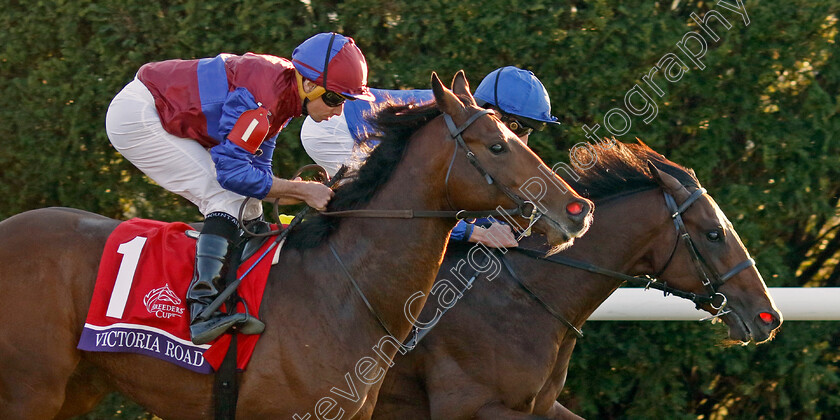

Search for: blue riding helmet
xmin=474 ymin=66 xmax=560 ymax=130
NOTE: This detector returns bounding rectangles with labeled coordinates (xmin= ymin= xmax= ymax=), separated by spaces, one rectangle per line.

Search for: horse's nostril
xmin=758 ymin=312 xmax=774 ymax=324
xmin=566 ymin=201 xmax=584 ymax=216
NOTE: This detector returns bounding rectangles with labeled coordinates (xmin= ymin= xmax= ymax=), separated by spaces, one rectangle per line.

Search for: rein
xmin=511 ymin=247 xmax=714 ymax=305
xmin=318 ymin=208 xmax=526 ymax=220
xmin=402 ymin=253 xmax=494 ymax=351
xmin=497 ymin=253 xmax=585 ymax=338
xmin=200 ymin=167 xmax=346 ymax=320
xmin=229 ymin=107 xmax=523 ymax=349
xmin=401 ymin=248 xmax=586 ymax=351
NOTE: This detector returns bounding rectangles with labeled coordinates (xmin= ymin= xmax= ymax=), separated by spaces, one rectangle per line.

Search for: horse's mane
xmin=565 ymin=140 xmax=700 ymax=201
xmin=286 ymin=101 xmax=442 ymax=249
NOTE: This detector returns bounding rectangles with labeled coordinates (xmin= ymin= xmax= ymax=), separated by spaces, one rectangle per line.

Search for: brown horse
xmin=371 ymin=142 xmax=782 ymax=419
xmin=0 ymin=72 xmax=593 ymax=419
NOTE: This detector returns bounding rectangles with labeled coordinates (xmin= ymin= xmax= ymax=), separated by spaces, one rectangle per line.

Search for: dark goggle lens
xmin=322 ymin=91 xmax=347 ymax=108
xmin=503 ymin=117 xmax=533 ymax=137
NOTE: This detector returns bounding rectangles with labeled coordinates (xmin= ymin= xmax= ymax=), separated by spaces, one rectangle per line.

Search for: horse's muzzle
xmin=565 ymin=199 xmax=593 ymax=238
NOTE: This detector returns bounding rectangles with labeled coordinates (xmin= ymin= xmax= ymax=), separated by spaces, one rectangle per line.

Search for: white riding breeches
xmin=105 ymin=79 xmax=263 ymax=220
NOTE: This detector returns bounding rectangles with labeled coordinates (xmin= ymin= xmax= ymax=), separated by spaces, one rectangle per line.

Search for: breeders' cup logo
xmin=143 ymin=284 xmax=185 ymax=319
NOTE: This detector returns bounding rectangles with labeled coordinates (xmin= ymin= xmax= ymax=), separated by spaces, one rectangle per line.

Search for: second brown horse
xmin=371 ymin=142 xmax=782 ymax=419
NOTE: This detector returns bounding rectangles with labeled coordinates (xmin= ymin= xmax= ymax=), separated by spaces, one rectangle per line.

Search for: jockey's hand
xmin=266 ymin=177 xmax=334 ymax=211
xmin=296 ymin=180 xmax=334 ymax=211
xmin=468 ymin=222 xmax=518 ymax=248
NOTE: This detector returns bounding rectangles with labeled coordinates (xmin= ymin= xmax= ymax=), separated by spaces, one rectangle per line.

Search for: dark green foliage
xmin=564 ymin=321 xmax=840 ymax=419
xmin=2 ymin=0 xmax=838 ymax=418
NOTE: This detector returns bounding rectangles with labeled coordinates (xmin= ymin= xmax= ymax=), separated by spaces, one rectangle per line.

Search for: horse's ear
xmin=451 ymin=70 xmax=476 ymax=106
xmin=431 ymin=72 xmax=466 ymax=118
xmin=647 ymin=160 xmax=683 ymax=194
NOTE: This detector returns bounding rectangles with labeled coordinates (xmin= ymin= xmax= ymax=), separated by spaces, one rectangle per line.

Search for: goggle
xmin=321 ymin=90 xmax=349 ymax=108
xmin=500 ymin=114 xmax=533 ymax=137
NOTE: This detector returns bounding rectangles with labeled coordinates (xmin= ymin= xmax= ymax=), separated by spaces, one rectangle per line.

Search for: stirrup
xmin=190 ymin=313 xmax=266 ymax=345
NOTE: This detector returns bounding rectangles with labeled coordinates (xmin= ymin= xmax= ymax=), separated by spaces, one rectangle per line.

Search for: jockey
xmin=106 ymin=32 xmax=374 ymax=345
xmin=300 ymin=66 xmax=559 ymax=248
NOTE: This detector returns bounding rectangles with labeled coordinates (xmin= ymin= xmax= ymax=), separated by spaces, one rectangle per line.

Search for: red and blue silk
xmin=137 ymin=53 xmax=300 ymax=199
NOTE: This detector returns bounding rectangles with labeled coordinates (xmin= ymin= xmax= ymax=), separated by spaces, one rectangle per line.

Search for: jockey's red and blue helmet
xmin=474 ymin=66 xmax=560 ymax=130
xmin=292 ymin=32 xmax=375 ymax=101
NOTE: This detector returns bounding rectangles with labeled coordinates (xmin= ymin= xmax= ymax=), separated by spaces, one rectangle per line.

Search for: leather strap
xmin=512 ymin=246 xmax=715 ymax=305
xmin=499 ymin=252 xmax=584 ymax=338
xmin=319 ymin=207 xmax=522 ymax=220
xmin=212 ymin=243 xmax=244 ymax=420
xmin=213 ymin=333 xmax=238 ymax=420
xmin=329 ymin=243 xmax=398 ymax=340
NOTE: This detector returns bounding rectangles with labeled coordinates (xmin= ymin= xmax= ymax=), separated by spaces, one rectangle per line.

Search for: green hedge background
xmin=2 ymin=0 xmax=838 ymax=418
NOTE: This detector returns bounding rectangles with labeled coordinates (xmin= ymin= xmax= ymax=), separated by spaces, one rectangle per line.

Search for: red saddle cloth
xmin=77 ymin=218 xmax=278 ymax=374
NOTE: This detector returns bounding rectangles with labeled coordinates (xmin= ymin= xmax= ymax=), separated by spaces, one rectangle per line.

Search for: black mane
xmin=565 ymin=140 xmax=700 ymax=201
xmin=286 ymin=101 xmax=441 ymax=249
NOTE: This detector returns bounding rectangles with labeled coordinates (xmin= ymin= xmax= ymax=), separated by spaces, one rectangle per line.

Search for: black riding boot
xmin=187 ymin=213 xmax=265 ymax=345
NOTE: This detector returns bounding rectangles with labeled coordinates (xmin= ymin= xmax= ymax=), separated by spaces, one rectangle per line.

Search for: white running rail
xmin=589 ymin=288 xmax=840 ymax=321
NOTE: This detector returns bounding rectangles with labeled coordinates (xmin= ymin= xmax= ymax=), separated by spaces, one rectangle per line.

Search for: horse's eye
xmin=707 ymin=230 xmax=722 ymax=242
xmin=489 ymin=143 xmax=506 ymax=154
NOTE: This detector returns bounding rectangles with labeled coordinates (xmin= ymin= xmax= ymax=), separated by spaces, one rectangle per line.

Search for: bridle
xmin=650 ymin=187 xmax=756 ymax=316
xmin=441 ymin=110 xmax=540 ymax=224
xmin=505 ymin=186 xmax=757 ymax=338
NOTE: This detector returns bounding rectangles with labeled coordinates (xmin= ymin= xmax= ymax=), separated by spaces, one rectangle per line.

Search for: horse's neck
xmin=326 ymin=144 xmax=454 ymax=340
xmin=517 ymin=188 xmax=667 ymax=327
